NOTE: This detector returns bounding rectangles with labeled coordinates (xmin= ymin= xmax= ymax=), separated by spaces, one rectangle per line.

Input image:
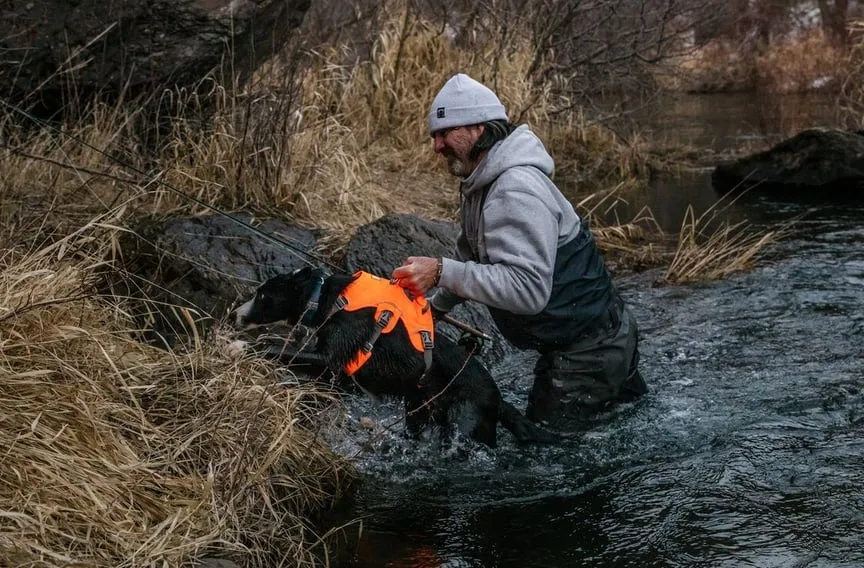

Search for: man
xmin=391 ymin=73 xmax=647 ymax=429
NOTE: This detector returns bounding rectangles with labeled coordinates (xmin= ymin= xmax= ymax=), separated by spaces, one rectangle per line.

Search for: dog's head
xmin=234 ymin=266 xmax=327 ymax=328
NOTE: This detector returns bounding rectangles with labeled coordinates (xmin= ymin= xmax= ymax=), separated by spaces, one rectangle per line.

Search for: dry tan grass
xmin=663 ymin=199 xmax=791 ymax=285
xmin=150 ymin=0 xmax=648 ymax=242
xmin=0 ymin=0 xmax=788 ymax=299
xmin=0 ymin=212 xmax=354 ymax=567
xmin=753 ymin=29 xmax=846 ymax=94
xmin=546 ymin=111 xmax=652 ymax=192
xmin=840 ymin=21 xmax=864 ymax=123
xmin=0 ymin=107 xmax=135 ymax=213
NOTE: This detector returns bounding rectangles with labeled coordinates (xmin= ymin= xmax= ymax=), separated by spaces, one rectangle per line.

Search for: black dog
xmin=234 ymin=267 xmax=556 ymax=447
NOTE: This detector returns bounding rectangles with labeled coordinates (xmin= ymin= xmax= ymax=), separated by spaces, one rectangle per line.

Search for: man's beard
xmin=446 ymin=152 xmax=473 ymax=177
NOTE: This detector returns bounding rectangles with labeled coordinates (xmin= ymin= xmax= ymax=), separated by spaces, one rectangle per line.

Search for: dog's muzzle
xmin=234 ymin=298 xmax=255 ymax=328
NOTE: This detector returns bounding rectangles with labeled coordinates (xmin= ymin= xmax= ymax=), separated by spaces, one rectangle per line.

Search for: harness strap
xmin=344 ymin=309 xmax=392 ymax=376
xmin=417 ymin=330 xmax=434 ymax=388
xmin=300 ymin=275 xmax=326 ymax=326
xmin=323 ymin=294 xmax=348 ymax=323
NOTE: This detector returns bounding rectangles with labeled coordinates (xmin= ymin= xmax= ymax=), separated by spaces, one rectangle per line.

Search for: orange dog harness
xmin=331 ymin=271 xmax=434 ymax=378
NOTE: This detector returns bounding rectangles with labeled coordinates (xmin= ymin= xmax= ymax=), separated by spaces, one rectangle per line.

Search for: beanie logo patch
xmin=436 ymin=107 xmax=446 ymax=118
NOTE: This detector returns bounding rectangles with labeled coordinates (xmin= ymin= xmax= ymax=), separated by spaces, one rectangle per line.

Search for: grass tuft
xmin=663 ymin=196 xmax=791 ymax=285
xmin=0 ymin=212 xmax=354 ymax=567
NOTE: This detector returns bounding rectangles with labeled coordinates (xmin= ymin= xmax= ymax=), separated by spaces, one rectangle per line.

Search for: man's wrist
xmin=433 ymin=257 xmax=443 ymax=286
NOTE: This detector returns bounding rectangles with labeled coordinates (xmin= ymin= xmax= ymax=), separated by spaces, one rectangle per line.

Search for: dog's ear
xmin=290 ymin=266 xmax=329 ymax=287
xmin=292 ymin=266 xmax=313 ymax=278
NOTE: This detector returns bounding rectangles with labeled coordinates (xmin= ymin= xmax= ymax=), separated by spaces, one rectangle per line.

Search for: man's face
xmin=432 ymin=124 xmax=484 ymax=177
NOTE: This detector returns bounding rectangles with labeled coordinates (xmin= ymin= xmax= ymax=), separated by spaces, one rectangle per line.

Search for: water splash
xmin=329 ymin=193 xmax=864 ymax=567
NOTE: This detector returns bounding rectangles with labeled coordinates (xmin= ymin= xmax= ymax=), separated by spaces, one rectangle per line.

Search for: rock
xmin=344 ymin=212 xmax=515 ymax=368
xmin=1 ymin=0 xmax=311 ymax=109
xmin=711 ymin=128 xmax=864 ymax=197
xmin=110 ymin=213 xmax=318 ymax=346
xmin=344 ymin=212 xmax=458 ymax=276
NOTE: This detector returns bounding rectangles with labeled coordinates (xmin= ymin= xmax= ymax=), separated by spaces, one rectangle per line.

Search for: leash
xmin=1 ymin=96 xmax=492 ymax=340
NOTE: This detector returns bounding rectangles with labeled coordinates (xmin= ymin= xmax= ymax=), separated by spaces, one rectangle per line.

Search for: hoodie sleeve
xmin=437 ymin=184 xmax=558 ymax=315
xmin=428 ymin=227 xmax=472 ymax=313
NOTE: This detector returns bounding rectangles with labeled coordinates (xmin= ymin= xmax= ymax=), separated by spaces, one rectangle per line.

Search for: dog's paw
xmin=223 ymin=339 xmax=250 ymax=359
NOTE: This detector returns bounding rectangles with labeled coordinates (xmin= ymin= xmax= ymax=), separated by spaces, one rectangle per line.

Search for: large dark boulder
xmin=712 ymin=129 xmax=864 ymax=197
xmin=1 ymin=0 xmax=311 ymax=108
xmin=344 ymin=213 xmax=515 ymax=367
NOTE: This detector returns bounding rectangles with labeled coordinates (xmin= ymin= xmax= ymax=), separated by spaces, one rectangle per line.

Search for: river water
xmin=324 ymin=93 xmax=863 ymax=567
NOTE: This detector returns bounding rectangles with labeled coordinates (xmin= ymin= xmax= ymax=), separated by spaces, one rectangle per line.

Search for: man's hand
xmin=391 ymin=256 xmax=441 ymax=297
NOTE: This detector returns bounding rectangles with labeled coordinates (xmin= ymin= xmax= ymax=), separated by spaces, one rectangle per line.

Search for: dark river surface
xmin=326 ymin=93 xmax=864 ymax=567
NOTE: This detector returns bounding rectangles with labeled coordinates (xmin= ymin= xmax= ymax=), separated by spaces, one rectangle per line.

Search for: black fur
xmin=236 ymin=267 xmax=557 ymax=447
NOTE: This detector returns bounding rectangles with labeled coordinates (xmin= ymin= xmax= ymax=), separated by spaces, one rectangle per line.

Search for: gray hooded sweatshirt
xmin=432 ymin=125 xmax=614 ymax=350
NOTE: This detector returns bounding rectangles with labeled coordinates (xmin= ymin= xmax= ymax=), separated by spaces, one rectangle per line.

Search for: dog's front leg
xmin=403 ymin=388 xmax=431 ymax=438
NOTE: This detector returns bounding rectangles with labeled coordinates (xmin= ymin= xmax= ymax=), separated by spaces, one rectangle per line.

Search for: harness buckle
xmin=376 ymin=309 xmax=392 ymax=328
xmin=419 ymin=330 xmax=434 ymax=350
xmin=323 ymin=294 xmax=349 ymax=323
xmin=358 ymin=310 xmax=393 ymax=358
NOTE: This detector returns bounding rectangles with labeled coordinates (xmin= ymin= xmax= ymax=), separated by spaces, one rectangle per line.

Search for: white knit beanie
xmin=427 ymin=73 xmax=508 ymax=135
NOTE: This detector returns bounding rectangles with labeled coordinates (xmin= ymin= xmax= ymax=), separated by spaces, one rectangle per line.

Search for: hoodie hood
xmin=461 ymin=125 xmax=554 ymax=196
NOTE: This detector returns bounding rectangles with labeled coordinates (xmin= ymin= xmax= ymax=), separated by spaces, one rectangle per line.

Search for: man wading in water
xmin=392 ymin=73 xmax=648 ymax=429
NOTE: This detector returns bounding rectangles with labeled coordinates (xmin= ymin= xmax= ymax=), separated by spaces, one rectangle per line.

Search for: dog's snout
xmin=234 ymin=298 xmax=254 ymax=328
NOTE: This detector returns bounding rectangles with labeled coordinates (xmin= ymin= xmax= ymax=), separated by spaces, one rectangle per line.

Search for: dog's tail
xmin=498 ymin=400 xmax=559 ymax=444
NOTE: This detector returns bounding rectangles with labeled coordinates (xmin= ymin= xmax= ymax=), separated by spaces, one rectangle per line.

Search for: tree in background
xmin=819 ymin=0 xmax=851 ymax=45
